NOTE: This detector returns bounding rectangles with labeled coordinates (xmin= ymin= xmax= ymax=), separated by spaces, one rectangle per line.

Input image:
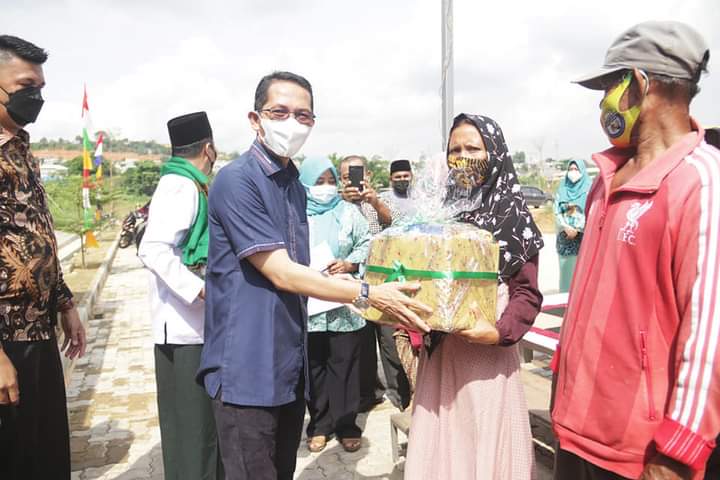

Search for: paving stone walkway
xmin=67 ymin=245 xmax=552 ymax=479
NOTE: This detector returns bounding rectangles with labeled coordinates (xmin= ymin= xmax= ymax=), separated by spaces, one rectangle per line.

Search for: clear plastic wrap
xmin=363 ymin=222 xmax=499 ymax=332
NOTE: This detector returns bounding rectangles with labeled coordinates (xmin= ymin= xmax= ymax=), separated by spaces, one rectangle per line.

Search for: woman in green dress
xmin=554 ymin=159 xmax=592 ymax=292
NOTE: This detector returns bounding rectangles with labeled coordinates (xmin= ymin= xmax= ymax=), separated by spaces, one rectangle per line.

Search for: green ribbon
xmin=366 ymin=260 xmax=497 ymax=283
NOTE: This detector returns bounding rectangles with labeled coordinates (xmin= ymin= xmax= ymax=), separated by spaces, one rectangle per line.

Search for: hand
xmin=564 ymin=227 xmax=578 ymax=240
xmin=60 ymin=307 xmax=87 ymax=360
xmin=368 ymin=282 xmax=432 ymax=333
xmin=360 ymin=182 xmax=379 ymax=207
xmin=638 ymin=455 xmax=691 ymax=480
xmin=455 ymin=321 xmax=500 ymax=344
xmin=454 ymin=302 xmax=500 ymax=344
xmin=197 ymin=288 xmax=206 ymax=302
xmin=326 ymin=260 xmax=357 ymax=275
xmin=341 ymin=184 xmax=362 ymax=203
xmin=0 ymin=350 xmax=19 ymax=405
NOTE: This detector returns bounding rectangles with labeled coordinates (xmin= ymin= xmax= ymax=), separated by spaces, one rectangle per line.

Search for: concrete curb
xmin=60 ymin=231 xmax=122 ymax=384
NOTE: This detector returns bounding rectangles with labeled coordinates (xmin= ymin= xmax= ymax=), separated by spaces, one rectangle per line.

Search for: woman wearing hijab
xmin=404 ymin=114 xmax=543 ymax=480
xmin=554 ymin=159 xmax=592 ymax=292
xmin=298 ymin=157 xmax=371 ymax=454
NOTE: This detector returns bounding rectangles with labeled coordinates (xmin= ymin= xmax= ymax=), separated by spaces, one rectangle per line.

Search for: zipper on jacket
xmin=640 ymin=331 xmax=657 ymax=421
xmin=561 ymin=204 xmax=607 ymax=394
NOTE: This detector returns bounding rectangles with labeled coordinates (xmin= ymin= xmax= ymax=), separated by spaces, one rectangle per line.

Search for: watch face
xmin=361 ymin=282 xmax=370 ymax=298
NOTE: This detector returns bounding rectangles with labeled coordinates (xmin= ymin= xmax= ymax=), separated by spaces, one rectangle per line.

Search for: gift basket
xmin=362 ymin=155 xmax=499 ymax=332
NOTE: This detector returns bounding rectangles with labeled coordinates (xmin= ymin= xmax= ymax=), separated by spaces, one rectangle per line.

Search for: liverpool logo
xmin=617 ymin=201 xmax=653 ymax=245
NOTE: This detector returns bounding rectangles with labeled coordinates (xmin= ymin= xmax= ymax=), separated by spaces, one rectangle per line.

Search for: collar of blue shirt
xmin=250 ymin=139 xmax=300 ymax=179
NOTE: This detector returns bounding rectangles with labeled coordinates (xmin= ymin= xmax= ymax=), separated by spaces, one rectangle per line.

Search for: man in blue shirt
xmin=198 ymin=71 xmax=431 ymax=480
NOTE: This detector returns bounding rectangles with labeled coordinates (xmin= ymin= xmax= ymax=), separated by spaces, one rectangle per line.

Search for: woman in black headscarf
xmin=404 ymin=114 xmax=543 ymax=480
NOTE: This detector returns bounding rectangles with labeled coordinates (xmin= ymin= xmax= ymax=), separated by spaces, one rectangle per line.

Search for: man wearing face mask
xmin=0 ymin=36 xmax=87 ymax=480
xmin=198 ymin=71 xmax=431 ymax=480
xmin=380 ymin=159 xmax=417 ymax=219
xmin=551 ymin=22 xmax=720 ymax=480
xmin=138 ymin=112 xmax=223 ymax=480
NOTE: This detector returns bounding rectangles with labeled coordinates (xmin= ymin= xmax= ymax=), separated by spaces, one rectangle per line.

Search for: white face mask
xmin=259 ymin=117 xmax=312 ymax=158
xmin=308 ymin=184 xmax=338 ymax=204
xmin=567 ymin=170 xmax=582 ymax=184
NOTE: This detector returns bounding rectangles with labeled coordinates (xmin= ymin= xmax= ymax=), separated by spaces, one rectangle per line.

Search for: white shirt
xmin=138 ymin=174 xmax=205 ymax=344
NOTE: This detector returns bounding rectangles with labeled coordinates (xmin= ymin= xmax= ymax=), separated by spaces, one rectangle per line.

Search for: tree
xmin=512 ymin=151 xmax=526 ymax=164
xmin=122 ymin=160 xmax=161 ymax=196
xmin=44 ymin=175 xmax=116 ymax=267
xmin=64 ymin=156 xmax=118 ymax=176
xmin=367 ymin=155 xmax=390 ymax=189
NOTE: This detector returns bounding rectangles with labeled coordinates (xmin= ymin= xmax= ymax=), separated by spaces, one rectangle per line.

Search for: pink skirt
xmin=404 ymin=334 xmax=535 ymax=480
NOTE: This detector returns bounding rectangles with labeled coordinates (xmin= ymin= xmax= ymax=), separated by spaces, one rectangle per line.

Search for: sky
xmin=5 ymin=0 xmax=720 ymax=161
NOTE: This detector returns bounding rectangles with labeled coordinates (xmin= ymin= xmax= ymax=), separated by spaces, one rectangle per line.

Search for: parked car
xmin=520 ymin=185 xmax=552 ymax=208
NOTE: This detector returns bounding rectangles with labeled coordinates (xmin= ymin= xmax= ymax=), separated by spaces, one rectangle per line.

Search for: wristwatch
xmin=352 ymin=282 xmax=370 ymax=310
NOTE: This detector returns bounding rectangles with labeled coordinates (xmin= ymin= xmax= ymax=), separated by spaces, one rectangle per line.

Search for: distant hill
xmin=33 ymin=148 xmax=164 ymax=163
xmin=31 ymin=136 xmax=170 ymax=156
xmin=31 ymin=136 xmax=234 ymax=163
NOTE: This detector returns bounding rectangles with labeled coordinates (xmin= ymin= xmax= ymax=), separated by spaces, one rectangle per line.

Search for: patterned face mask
xmin=447 ymin=155 xmax=490 ymax=191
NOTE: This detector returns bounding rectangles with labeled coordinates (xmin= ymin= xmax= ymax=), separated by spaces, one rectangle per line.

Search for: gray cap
xmin=574 ymin=21 xmax=710 ymax=90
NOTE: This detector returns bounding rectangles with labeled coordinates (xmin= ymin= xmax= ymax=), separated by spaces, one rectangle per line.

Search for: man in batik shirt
xmin=0 ymin=35 xmax=86 ymax=480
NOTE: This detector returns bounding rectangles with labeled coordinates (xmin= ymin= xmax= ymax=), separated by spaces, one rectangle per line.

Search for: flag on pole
xmin=94 ymin=132 xmax=104 ymax=181
xmin=81 ymin=86 xmax=98 ymax=248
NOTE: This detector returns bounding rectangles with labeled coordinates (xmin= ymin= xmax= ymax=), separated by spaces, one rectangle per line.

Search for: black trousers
xmin=0 ymin=339 xmax=71 ymax=480
xmin=375 ymin=324 xmax=411 ymax=410
xmin=306 ymin=330 xmax=362 ymax=439
xmin=358 ymin=323 xmax=385 ymax=410
xmin=553 ymin=449 xmax=629 ymax=480
xmin=154 ymin=344 xmax=223 ymax=480
xmin=212 ymin=378 xmax=304 ymax=480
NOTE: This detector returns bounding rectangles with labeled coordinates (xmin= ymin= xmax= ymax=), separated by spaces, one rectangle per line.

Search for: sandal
xmin=340 ymin=437 xmax=362 ymax=452
xmin=307 ymin=435 xmax=327 ymax=453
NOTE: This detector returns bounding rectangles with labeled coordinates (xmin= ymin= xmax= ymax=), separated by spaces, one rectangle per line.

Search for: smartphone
xmin=348 ymin=165 xmax=364 ymax=192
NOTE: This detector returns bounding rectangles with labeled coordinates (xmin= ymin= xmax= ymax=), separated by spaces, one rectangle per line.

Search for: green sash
xmin=160 ymin=156 xmax=209 ymax=267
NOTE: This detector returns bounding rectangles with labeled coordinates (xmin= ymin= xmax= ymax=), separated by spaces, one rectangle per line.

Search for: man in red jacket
xmin=551 ymin=21 xmax=718 ymax=480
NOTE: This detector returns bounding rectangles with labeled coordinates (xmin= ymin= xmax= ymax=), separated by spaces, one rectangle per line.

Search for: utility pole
xmin=441 ymin=0 xmax=454 ymax=150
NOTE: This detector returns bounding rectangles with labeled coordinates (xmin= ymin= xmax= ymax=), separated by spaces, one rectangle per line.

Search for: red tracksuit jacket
xmin=552 ymin=122 xmax=720 ymax=478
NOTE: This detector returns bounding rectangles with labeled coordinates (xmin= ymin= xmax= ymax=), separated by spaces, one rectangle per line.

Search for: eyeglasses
xmin=260 ymin=108 xmax=316 ymax=126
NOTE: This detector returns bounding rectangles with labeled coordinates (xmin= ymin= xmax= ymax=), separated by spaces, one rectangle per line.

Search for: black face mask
xmin=1 ymin=86 xmax=45 ymax=126
xmin=392 ymin=180 xmax=410 ymax=196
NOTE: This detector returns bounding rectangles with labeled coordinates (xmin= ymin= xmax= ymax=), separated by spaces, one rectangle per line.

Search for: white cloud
xmin=6 ymin=0 xmax=720 ymax=162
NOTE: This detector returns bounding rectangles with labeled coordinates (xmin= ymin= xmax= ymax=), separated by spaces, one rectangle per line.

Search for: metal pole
xmin=110 ymin=157 xmax=114 ymax=218
xmin=441 ymin=0 xmax=454 ymax=150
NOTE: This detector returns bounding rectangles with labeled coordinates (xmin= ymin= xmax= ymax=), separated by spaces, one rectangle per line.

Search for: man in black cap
xmin=381 ymin=159 xmax=416 ymax=219
xmin=551 ymin=21 xmax=719 ymax=480
xmin=138 ymin=112 xmax=222 ymax=480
